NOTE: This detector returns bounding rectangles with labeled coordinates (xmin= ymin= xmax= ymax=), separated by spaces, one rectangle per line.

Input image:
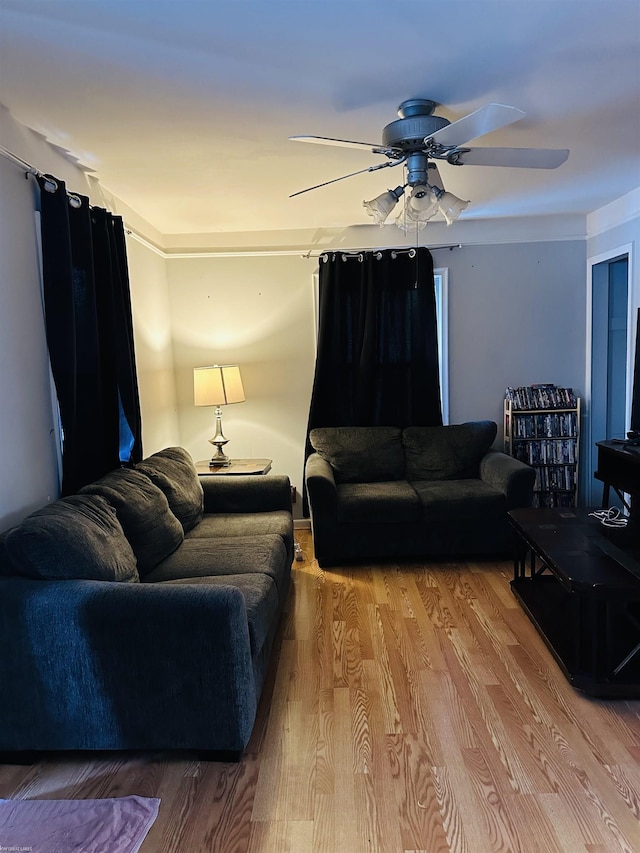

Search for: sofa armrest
xmin=201 ymin=474 xmax=292 ymax=514
xmin=479 ymin=449 xmax=536 ymax=509
xmin=0 ymin=577 xmax=257 ymax=753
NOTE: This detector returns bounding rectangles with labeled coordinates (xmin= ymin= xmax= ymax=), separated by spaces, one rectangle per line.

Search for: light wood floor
xmin=1 ymin=528 xmax=639 ymax=852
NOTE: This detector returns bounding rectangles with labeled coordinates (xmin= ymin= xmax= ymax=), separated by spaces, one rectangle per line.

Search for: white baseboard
xmin=294 ymin=518 xmax=311 ymax=530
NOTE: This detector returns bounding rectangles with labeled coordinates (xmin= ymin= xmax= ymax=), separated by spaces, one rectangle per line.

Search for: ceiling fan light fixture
xmin=436 ymin=190 xmax=470 ymax=226
xmin=291 ymin=97 xmax=567 ymax=227
xmin=363 ymin=186 xmax=405 ymax=225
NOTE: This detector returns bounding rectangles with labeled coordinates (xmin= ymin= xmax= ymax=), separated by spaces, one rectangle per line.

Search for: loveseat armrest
xmin=201 ymin=474 xmax=292 ymax=514
xmin=479 ymin=449 xmax=536 ymax=509
xmin=305 ymin=452 xmax=338 ymax=515
xmin=305 ymin=453 xmax=340 ymax=566
xmin=0 ymin=577 xmax=258 ymax=753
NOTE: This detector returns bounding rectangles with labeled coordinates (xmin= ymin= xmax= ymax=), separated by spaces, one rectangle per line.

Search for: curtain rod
xmin=0 ymin=145 xmax=42 ymax=178
xmin=306 ymin=244 xmax=462 ymax=260
xmin=1 ymin=144 xmax=85 ymax=201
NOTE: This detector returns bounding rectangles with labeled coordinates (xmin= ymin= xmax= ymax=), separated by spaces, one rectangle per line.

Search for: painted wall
xmin=441 ymin=240 xmax=586 ymax=433
xmin=126 ymin=237 xmax=180 ymax=455
xmin=0 ymin=156 xmax=60 ymax=528
xmin=166 ymin=254 xmax=316 ymax=513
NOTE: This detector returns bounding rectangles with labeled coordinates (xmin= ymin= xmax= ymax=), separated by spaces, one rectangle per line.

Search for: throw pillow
xmin=310 ymin=427 xmax=404 ymax=483
xmin=136 ymin=447 xmax=204 ymax=533
xmin=4 ymin=494 xmax=139 ymax=582
xmin=80 ymin=467 xmax=184 ymax=575
xmin=403 ymin=421 xmax=497 ymax=481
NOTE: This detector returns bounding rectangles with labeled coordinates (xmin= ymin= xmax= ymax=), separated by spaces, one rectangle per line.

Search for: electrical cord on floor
xmin=588 ymin=507 xmax=629 ymax=528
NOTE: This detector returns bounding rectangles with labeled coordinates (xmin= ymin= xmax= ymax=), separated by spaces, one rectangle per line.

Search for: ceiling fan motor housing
xmin=382 ymin=98 xmax=450 ymax=151
xmin=382 ymin=114 xmax=450 ymax=148
xmin=382 ymin=100 xmax=450 ymax=186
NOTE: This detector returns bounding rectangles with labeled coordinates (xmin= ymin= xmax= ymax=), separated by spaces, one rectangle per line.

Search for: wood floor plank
xmin=386 ymin=732 xmax=451 ymax=853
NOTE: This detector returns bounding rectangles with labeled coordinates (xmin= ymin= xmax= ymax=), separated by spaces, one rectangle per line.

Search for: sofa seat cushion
xmin=136 ymin=447 xmax=204 ymax=533
xmin=310 ymin=427 xmax=404 ymax=483
xmin=80 ymin=467 xmax=184 ymax=575
xmin=403 ymin=421 xmax=497 ymax=481
xmin=337 ymin=481 xmax=421 ymax=524
xmin=2 ymin=495 xmax=138 ymax=582
xmin=412 ymin=479 xmax=505 ymax=521
xmin=186 ymin=511 xmax=294 ymax=565
xmin=162 ymin=574 xmax=279 ymax=656
xmin=186 ymin=511 xmax=292 ymax=545
xmin=142 ymin=534 xmax=289 ymax=605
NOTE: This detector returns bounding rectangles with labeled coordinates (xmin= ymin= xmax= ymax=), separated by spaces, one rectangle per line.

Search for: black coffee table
xmin=509 ymin=507 xmax=640 ymax=697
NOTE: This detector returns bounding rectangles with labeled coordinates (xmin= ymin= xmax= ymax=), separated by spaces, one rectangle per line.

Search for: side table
xmin=195 ymin=458 xmax=272 ymax=476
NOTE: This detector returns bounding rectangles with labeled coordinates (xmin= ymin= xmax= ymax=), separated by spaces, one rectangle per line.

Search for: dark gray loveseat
xmin=0 ymin=447 xmax=293 ymax=759
xmin=305 ymin=421 xmax=535 ymax=567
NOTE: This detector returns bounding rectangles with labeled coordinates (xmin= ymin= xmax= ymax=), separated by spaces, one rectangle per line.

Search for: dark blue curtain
xmin=307 ymin=247 xmax=442 ymax=431
xmin=303 ymin=247 xmax=442 ymax=511
xmin=37 ymin=175 xmax=142 ymax=495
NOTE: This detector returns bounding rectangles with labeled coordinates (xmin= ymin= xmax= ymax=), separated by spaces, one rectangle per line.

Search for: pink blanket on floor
xmin=0 ymin=795 xmax=160 ymax=853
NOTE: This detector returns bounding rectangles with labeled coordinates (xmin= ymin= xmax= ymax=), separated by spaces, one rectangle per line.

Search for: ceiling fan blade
xmin=427 ymin=103 xmax=526 ymax=147
xmin=289 ymin=134 xmax=385 ymax=152
xmin=452 ymin=147 xmax=570 ymax=169
xmin=289 ymin=159 xmax=401 ymax=197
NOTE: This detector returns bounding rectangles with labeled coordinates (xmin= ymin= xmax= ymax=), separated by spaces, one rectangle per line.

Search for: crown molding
xmin=587 ymin=188 xmax=640 ymax=239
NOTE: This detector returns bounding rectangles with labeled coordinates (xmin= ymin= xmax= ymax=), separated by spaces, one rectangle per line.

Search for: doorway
xmin=588 ymin=252 xmax=630 ymax=507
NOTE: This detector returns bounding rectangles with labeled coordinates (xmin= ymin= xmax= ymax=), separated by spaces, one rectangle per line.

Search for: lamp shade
xmin=194 ymin=364 xmax=245 ymax=407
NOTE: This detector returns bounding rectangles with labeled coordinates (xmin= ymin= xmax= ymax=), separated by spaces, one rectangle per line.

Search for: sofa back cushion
xmin=80 ymin=467 xmax=184 ymax=575
xmin=403 ymin=421 xmax=497 ymax=481
xmin=136 ymin=447 xmax=204 ymax=532
xmin=309 ymin=427 xmax=404 ymax=483
xmin=2 ymin=494 xmax=139 ymax=582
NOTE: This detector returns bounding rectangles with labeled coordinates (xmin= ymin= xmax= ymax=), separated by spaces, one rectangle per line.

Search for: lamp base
xmin=208 ymin=406 xmax=230 ymax=466
xmin=208 ymin=444 xmax=230 ymax=467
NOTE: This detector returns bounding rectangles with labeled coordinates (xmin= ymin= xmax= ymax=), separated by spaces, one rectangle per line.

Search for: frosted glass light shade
xmin=407 ymin=184 xmax=439 ymax=219
xmin=437 ymin=192 xmax=470 ymax=226
xmin=194 ymin=364 xmax=245 ymax=406
xmin=363 ymin=186 xmax=405 ymax=225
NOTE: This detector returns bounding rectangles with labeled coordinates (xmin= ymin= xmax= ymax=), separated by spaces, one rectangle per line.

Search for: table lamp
xmin=194 ymin=364 xmax=245 ymax=466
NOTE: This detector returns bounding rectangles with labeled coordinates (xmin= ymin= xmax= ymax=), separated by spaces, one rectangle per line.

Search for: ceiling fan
xmin=289 ymin=98 xmax=569 ymax=228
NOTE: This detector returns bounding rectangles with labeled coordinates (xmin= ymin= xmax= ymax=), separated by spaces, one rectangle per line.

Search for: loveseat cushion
xmin=80 ymin=467 xmax=184 ymax=575
xmin=403 ymin=421 xmax=497 ymax=481
xmin=310 ymin=427 xmax=404 ymax=483
xmin=136 ymin=447 xmax=204 ymax=533
xmin=142 ymin=534 xmax=290 ymax=605
xmin=412 ymin=479 xmax=505 ymax=521
xmin=337 ymin=481 xmax=421 ymax=524
xmin=2 ymin=494 xmax=138 ymax=582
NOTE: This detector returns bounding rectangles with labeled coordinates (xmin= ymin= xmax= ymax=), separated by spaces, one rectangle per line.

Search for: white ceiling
xmin=1 ymin=0 xmax=639 ymax=236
